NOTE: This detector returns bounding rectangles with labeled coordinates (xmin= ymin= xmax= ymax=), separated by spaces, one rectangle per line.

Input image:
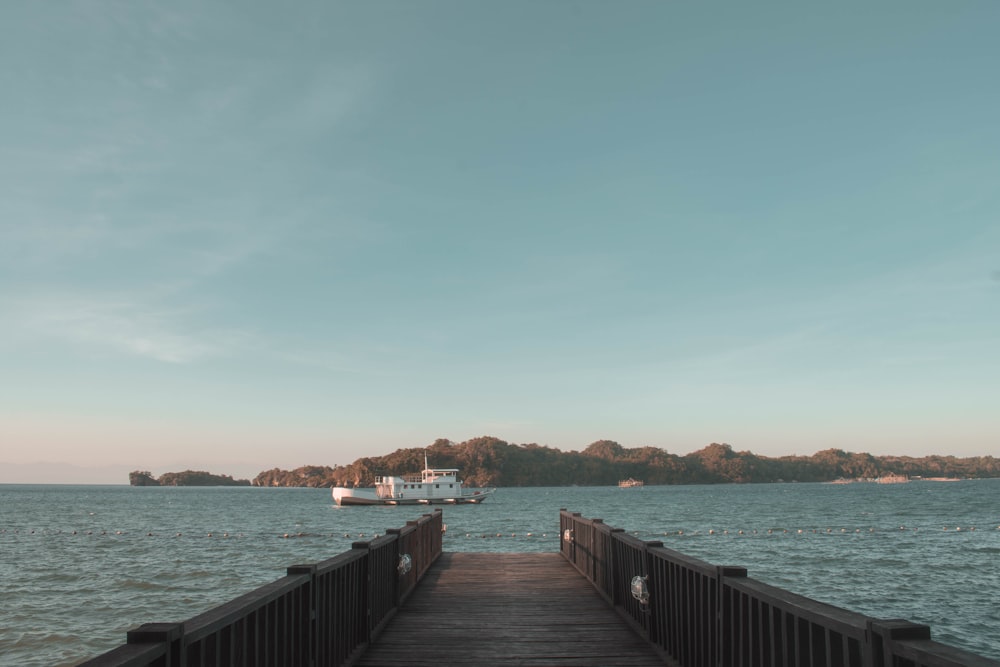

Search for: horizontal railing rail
xmin=80 ymin=510 xmax=443 ymax=667
xmin=559 ymin=509 xmax=1000 ymax=667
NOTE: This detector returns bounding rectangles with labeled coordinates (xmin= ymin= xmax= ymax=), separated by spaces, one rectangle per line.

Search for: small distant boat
xmin=332 ymin=458 xmax=496 ymax=506
xmin=619 ymin=478 xmax=644 ymax=488
xmin=877 ymin=473 xmax=909 ymax=484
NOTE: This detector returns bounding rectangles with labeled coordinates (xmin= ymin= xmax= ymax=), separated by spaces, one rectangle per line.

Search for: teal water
xmin=1 ymin=480 xmax=998 ymax=665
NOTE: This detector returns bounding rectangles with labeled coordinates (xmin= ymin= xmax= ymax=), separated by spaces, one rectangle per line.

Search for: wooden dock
xmin=355 ymin=552 xmax=666 ymax=667
xmin=81 ymin=510 xmax=1000 ymax=667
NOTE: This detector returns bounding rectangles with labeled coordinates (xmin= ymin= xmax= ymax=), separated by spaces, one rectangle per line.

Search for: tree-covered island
xmin=248 ymin=437 xmax=999 ymax=488
xmin=131 ymin=437 xmax=999 ymax=487
xmin=129 ymin=470 xmax=251 ymax=486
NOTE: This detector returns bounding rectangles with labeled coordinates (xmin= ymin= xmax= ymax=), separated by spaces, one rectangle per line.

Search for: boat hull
xmin=332 ymin=486 xmax=495 ymax=507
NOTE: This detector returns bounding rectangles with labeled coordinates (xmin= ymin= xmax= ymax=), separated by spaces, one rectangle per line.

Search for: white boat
xmin=332 ymin=459 xmax=497 ymax=506
xmin=619 ymin=478 xmax=644 ymax=488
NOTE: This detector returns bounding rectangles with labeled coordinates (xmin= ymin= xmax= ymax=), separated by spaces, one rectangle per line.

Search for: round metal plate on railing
xmin=398 ymin=553 xmax=412 ymax=575
xmin=630 ymin=575 xmax=649 ymax=605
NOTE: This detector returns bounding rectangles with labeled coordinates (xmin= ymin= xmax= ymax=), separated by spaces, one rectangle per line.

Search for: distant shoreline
xmin=827 ymin=475 xmax=965 ymax=485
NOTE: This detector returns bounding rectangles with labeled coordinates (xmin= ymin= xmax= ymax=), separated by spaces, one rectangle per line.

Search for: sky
xmin=1 ymin=2 xmax=998 ymax=484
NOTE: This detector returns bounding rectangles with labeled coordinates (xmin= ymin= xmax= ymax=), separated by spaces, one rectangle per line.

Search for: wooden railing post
xmin=559 ymin=509 xmax=574 ymax=562
xmin=644 ymin=540 xmax=663 ymax=646
xmin=287 ymin=563 xmax=317 ymax=667
xmin=351 ymin=541 xmax=373 ymax=643
xmin=428 ymin=510 xmax=443 ymax=556
xmin=386 ymin=528 xmax=404 ymax=607
xmin=572 ymin=512 xmax=584 ymax=573
xmin=125 ymin=623 xmax=183 ymax=667
xmin=591 ymin=518 xmax=604 ymax=585
xmin=606 ymin=526 xmax=624 ymax=603
xmin=717 ymin=565 xmax=748 ymax=667
xmin=867 ymin=619 xmax=932 ymax=667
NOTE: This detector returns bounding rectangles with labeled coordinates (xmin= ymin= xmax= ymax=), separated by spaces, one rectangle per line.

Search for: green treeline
xmin=249 ymin=437 xmax=1000 ymax=488
xmin=128 ymin=470 xmax=251 ymax=486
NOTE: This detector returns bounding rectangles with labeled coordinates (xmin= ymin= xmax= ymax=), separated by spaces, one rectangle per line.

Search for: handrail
xmin=559 ymin=509 xmax=1000 ymax=667
xmin=79 ymin=510 xmax=443 ymax=667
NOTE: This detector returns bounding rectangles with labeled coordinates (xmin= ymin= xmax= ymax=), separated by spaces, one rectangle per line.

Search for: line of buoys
xmin=0 ymin=530 xmax=413 ymax=540
xmin=4 ymin=526 xmax=999 ymax=540
xmin=456 ymin=533 xmax=551 ymax=539
xmin=0 ymin=530 xmax=257 ymax=538
xmin=629 ymin=526 xmax=997 ymax=537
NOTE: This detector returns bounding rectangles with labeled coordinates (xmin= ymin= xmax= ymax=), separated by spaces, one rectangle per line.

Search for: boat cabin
xmin=421 ymin=467 xmax=459 ymax=483
xmin=372 ymin=467 xmax=465 ymax=501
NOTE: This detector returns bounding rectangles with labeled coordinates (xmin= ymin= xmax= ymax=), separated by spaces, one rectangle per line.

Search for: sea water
xmin=1 ymin=480 xmax=999 ymax=666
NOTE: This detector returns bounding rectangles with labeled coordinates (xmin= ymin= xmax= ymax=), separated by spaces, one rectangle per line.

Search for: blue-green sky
xmin=2 ymin=2 xmax=998 ymax=483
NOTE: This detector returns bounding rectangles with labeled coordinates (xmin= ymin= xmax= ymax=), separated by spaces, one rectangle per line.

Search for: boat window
xmin=435 ymin=484 xmax=440 ymax=488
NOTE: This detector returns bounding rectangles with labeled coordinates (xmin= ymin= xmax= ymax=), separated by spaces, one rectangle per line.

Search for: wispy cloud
xmin=5 ymin=291 xmax=233 ymax=364
xmin=664 ymin=236 xmax=1000 ymax=385
xmin=273 ymin=63 xmax=376 ymax=133
xmin=0 ymin=6 xmax=385 ymax=369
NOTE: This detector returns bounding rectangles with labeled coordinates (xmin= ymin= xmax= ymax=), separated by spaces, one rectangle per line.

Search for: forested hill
xmin=250 ymin=437 xmax=1000 ymax=488
xmin=129 ymin=470 xmax=251 ymax=486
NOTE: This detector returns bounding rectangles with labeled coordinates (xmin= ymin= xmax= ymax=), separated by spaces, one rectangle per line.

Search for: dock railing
xmin=559 ymin=509 xmax=999 ymax=667
xmin=80 ymin=510 xmax=443 ymax=667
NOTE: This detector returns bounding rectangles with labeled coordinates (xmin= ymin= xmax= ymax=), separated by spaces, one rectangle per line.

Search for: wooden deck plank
xmin=354 ymin=553 xmax=666 ymax=666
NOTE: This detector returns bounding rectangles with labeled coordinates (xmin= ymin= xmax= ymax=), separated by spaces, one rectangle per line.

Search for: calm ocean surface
xmin=2 ymin=480 xmax=999 ymax=666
